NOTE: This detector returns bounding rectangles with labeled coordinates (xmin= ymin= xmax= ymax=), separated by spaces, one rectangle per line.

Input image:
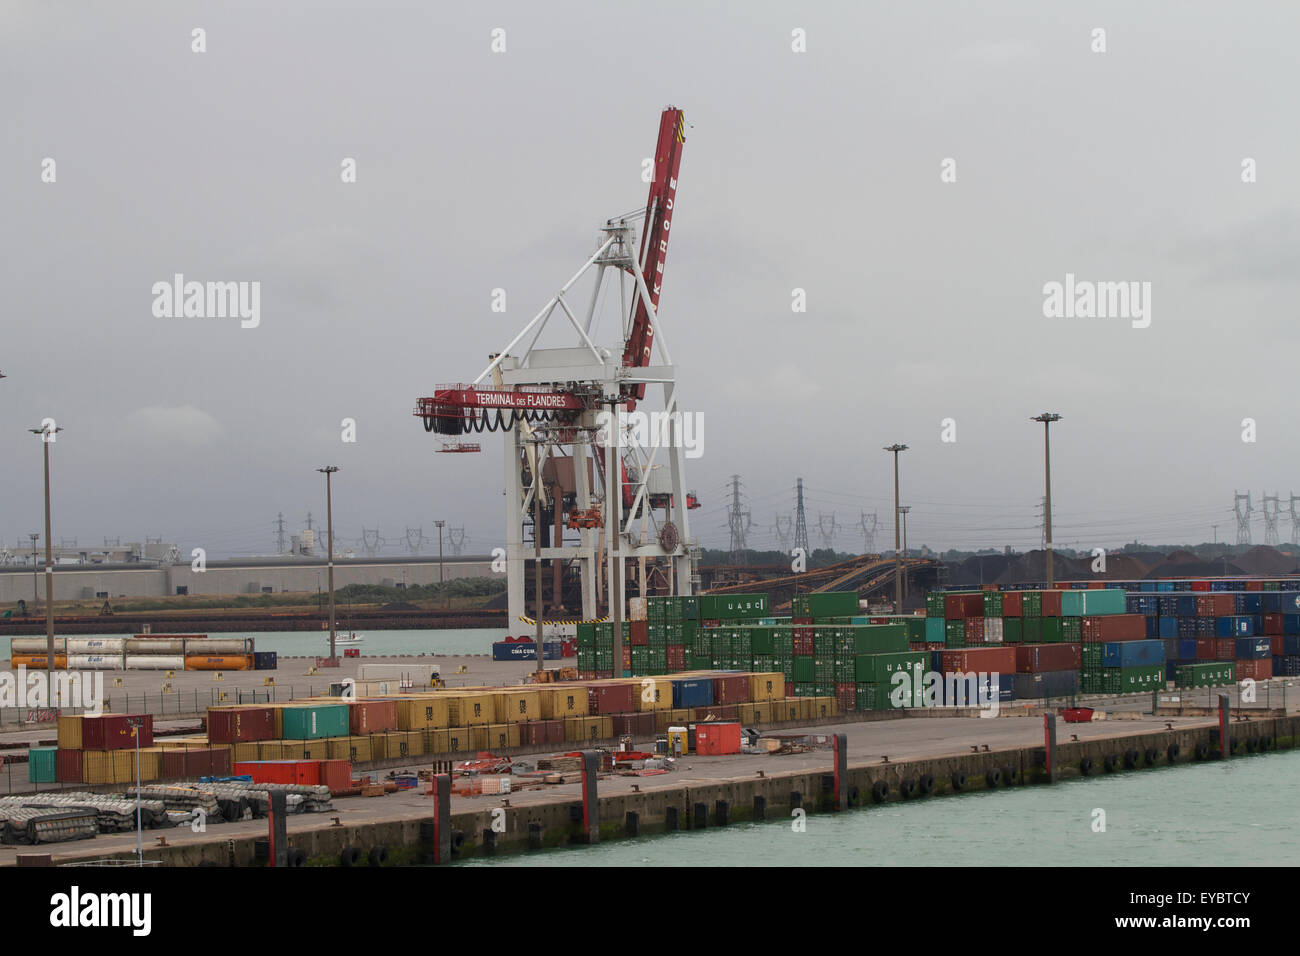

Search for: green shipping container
xmin=804 ymin=592 xmax=860 ymax=619
xmin=1003 ymin=618 xmax=1023 ymax=643
xmin=1022 ymin=617 xmax=1042 ymax=643
xmin=1061 ymin=618 xmax=1082 ymax=642
xmin=983 ymin=592 xmax=1004 ymax=617
xmin=576 ymin=622 xmax=595 ymax=647
xmin=28 ymin=746 xmax=57 ymax=784
xmin=1039 ymin=618 xmax=1063 ymax=643
xmin=699 ymin=593 xmax=770 ymax=620
xmin=855 ymin=651 xmax=926 ymax=684
xmin=1061 ymin=589 xmax=1127 ymax=617
xmin=944 ymin=620 xmax=965 ymax=646
xmin=793 ymin=656 xmax=815 ymax=682
xmin=1102 ymin=665 xmax=1164 ymax=695
xmin=1022 ymin=591 xmax=1042 ymax=617
xmin=281 ymin=703 xmax=349 ymax=740
xmin=849 ymin=624 xmax=910 ymax=654
xmin=1175 ymin=662 xmax=1236 ymax=688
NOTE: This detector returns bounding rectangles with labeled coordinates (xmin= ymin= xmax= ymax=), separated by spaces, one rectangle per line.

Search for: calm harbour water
xmin=461 ymin=747 xmax=1300 ymax=867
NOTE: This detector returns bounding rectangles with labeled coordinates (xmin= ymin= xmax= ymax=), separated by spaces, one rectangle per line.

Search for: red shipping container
xmin=235 ymin=760 xmax=320 ymax=786
xmin=81 ymin=714 xmax=154 ymax=751
xmin=964 ymin=617 xmax=985 ymax=642
xmin=794 ymin=634 xmax=814 ymax=655
xmin=1080 ymin=615 xmax=1146 ymax=642
xmin=1215 ymin=639 xmax=1236 ymax=660
xmin=908 ymin=641 xmax=926 ymax=651
xmin=835 ymin=682 xmax=856 ymax=713
xmin=1195 ymin=595 xmax=1214 ymax=617
xmin=629 ymin=621 xmax=649 ymax=646
xmin=694 ymin=721 xmax=742 ymax=755
xmin=1214 ymin=594 xmax=1235 ymax=616
xmin=939 ymin=646 xmax=1016 ymax=674
xmin=1196 ymin=638 xmax=1217 ymax=660
xmin=55 ymin=749 xmax=82 ymax=784
xmin=785 ymin=682 xmax=795 ymax=698
xmin=791 ymin=617 xmax=813 ymax=626
xmin=712 ymin=675 xmax=749 ymax=705
xmin=1191 ymin=580 xmax=1211 ymax=592
xmin=666 ymin=645 xmax=686 ymax=669
xmin=945 ymin=592 xmax=984 ymax=620
xmin=1040 ymin=591 xmax=1062 ymax=617
xmin=318 ymin=759 xmax=351 ymax=793
xmin=711 ymin=704 xmax=739 ymax=720
xmin=588 ymin=683 xmax=638 ymax=715
xmin=1015 ymin=643 xmax=1082 ymax=673
xmin=206 ymin=706 xmax=275 ymax=744
xmin=1264 ymin=614 xmax=1283 ymax=636
xmin=1237 ymin=658 xmax=1272 ymax=680
xmin=1002 ymin=592 xmax=1023 ymax=617
xmin=577 ymin=670 xmax=596 ymax=681
xmin=1246 ymin=581 xmax=1263 ymax=592
xmin=1271 ymin=635 xmax=1286 ymax=656
xmin=163 ymin=747 xmax=231 ymax=780
xmin=349 ymin=700 xmax=398 ymax=735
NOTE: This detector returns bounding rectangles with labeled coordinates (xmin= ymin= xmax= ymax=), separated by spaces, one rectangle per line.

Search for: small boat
xmin=326 ymin=632 xmax=364 ymax=645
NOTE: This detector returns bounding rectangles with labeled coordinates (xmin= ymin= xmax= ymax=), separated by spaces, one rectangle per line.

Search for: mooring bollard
xmin=1044 ymin=713 xmax=1057 ymax=783
xmin=268 ymin=790 xmax=287 ymax=868
xmin=580 ymin=750 xmax=600 ymax=844
xmin=1219 ymin=694 xmax=1230 ymax=760
xmin=832 ymin=733 xmax=848 ymax=810
xmin=427 ymin=773 xmax=451 ymax=863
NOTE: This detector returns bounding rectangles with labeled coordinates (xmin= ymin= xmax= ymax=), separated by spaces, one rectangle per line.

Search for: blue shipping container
xmin=1285 ymin=635 xmax=1300 ymax=655
xmin=1102 ymin=639 xmax=1165 ymax=668
xmin=1235 ymin=637 xmax=1271 ymax=660
xmin=253 ymin=651 xmax=277 ymax=670
xmin=1177 ymin=638 xmax=1198 ymax=661
xmin=672 ymin=678 xmax=714 ymax=709
xmin=1159 ymin=617 xmax=1178 ymax=638
xmin=1216 ymin=616 xmax=1254 ymax=638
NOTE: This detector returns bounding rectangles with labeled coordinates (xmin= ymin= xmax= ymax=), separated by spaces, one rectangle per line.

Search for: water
xmin=0 ymin=628 xmax=509 ymax=660
xmin=461 ymin=748 xmax=1300 ymax=866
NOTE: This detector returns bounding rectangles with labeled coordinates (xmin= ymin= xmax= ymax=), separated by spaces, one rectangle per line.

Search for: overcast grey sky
xmin=2 ymin=1 xmax=1297 ymax=559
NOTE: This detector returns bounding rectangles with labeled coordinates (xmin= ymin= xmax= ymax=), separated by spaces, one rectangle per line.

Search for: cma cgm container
xmin=1102 ymin=639 xmax=1164 ymax=668
xmin=81 ymin=714 xmax=154 ymax=751
xmin=1235 ymin=637 xmax=1271 ymax=660
xmin=207 ymin=706 xmax=276 ymax=744
xmin=280 ymin=704 xmax=349 ymax=740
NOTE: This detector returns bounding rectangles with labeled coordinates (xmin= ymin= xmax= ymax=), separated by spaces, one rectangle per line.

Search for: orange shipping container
xmin=185 ymin=655 xmax=252 ymax=671
xmin=349 ymin=700 xmax=399 ymax=735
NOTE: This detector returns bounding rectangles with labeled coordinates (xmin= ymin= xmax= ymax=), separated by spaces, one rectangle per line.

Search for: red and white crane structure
xmin=414 ymin=107 xmax=699 ymax=628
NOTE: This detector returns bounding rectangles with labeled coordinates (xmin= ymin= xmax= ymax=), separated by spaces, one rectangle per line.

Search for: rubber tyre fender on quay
xmin=1246 ymin=737 xmax=1259 ymax=753
xmin=900 ymin=778 xmax=918 ymax=799
xmin=1079 ymin=756 xmax=1094 ymax=775
xmin=1194 ymin=741 xmax=1209 ymax=760
xmin=1144 ymin=747 xmax=1159 ymax=766
xmin=1261 ymin=735 xmax=1273 ymax=750
xmin=985 ymin=767 xmax=1002 ymax=788
xmin=1123 ymin=749 xmax=1140 ymax=770
xmin=871 ymin=780 xmax=890 ymax=803
xmin=918 ymin=774 xmax=936 ymax=795
xmin=340 ymin=846 xmax=362 ymax=867
xmin=1102 ymin=754 xmax=1119 ymax=773
xmin=847 ymin=785 xmax=861 ymax=807
xmin=369 ymin=845 xmax=389 ymax=867
xmin=1003 ymin=767 xmax=1019 ymax=784
xmin=1166 ymin=743 xmax=1181 ymax=762
xmin=951 ymin=772 xmax=967 ymax=792
xmin=286 ymin=848 xmax=307 ymax=868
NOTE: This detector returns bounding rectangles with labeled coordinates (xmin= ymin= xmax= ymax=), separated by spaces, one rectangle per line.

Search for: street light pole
xmin=434 ymin=519 xmax=446 ymax=609
xmin=29 ymin=533 xmax=39 ymax=611
xmin=317 ymin=466 xmax=339 ymax=662
xmin=126 ymin=716 xmax=144 ymax=865
xmin=883 ymin=444 xmax=908 ymax=611
xmin=899 ymin=506 xmax=911 ymax=599
xmin=1031 ymin=414 xmax=1062 ymax=589
xmin=30 ymin=424 xmax=62 ymax=698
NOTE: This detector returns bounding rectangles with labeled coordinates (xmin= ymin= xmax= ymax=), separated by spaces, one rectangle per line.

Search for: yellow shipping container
xmin=445 ymin=727 xmax=471 ymax=753
xmin=749 ymin=672 xmax=786 ymax=701
xmin=445 ymin=692 xmax=495 ymax=727
xmin=492 ymin=690 xmax=541 ymax=723
xmin=156 ymin=736 xmax=210 ymax=750
xmin=773 ymin=699 xmax=800 ymax=722
xmin=481 ymin=723 xmax=520 ymax=750
xmin=669 ymin=708 xmax=692 ymax=726
xmin=811 ymin=696 xmax=837 ymax=719
xmin=636 ymin=678 xmax=673 ymax=712
xmin=82 ymin=750 xmax=136 ymax=785
xmin=564 ymin=715 xmax=613 ymax=743
xmin=230 ymin=742 xmax=260 ymax=764
xmin=538 ymin=686 xmax=589 ymax=719
xmin=388 ymin=730 xmax=425 ymax=760
xmin=136 ymin=747 xmax=164 ymax=782
xmin=395 ymin=696 xmax=450 ymax=731
xmin=426 ymin=728 xmax=451 ymax=754
xmin=654 ymin=710 xmax=677 ymax=732
xmin=57 ymin=715 xmax=83 ymax=750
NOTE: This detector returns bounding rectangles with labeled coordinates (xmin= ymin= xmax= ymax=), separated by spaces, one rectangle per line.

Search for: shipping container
xmin=82 ymin=713 xmax=153 ymax=751
xmin=349 ymin=699 xmax=400 ymax=735
xmin=1014 ymin=643 xmax=1081 ymax=673
xmin=57 ymin=715 xmax=83 ymax=750
xmin=207 ymin=706 xmax=276 ymax=743
xmin=1215 ymin=616 xmax=1255 ymax=638
xmin=184 ymin=655 xmax=252 ymax=671
xmin=1234 ymin=637 xmax=1271 ymax=660
xmin=27 ymin=746 xmax=57 ymax=783
xmin=1010 ymin=669 xmax=1078 ymax=700
xmin=253 ymin=651 xmax=278 ymax=670
xmin=671 ymin=677 xmax=714 ymax=709
xmin=855 ymin=651 xmax=927 ymax=684
xmin=445 ymin=692 xmax=496 ymax=727
xmin=694 ymin=722 xmax=742 ymax=755
xmin=1174 ymin=662 xmax=1236 ymax=688
xmin=280 ymin=704 xmax=349 ymax=740
xmin=587 ymin=682 xmax=639 ymax=715
xmin=55 ymin=748 xmax=82 ymax=784
xmin=1080 ymin=615 xmax=1146 ymax=642
xmin=235 ymin=760 xmax=320 ymax=786
xmin=1236 ymin=658 xmax=1273 ymax=681
xmin=66 ymin=655 xmax=124 ymax=670
xmin=939 ymin=646 xmax=1017 ymax=675
xmin=395 ymin=696 xmax=451 ymax=730
xmin=1101 ymin=639 xmax=1165 ymax=668
xmin=162 ymin=747 xmax=232 ymax=779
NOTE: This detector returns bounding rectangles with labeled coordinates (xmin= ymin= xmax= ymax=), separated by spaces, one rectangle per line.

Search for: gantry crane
xmin=414 ymin=107 xmax=700 ymax=628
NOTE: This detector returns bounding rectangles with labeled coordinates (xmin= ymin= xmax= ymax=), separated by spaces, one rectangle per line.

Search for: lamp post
xmin=29 ymin=423 xmax=62 ymax=697
xmin=126 ymin=716 xmax=144 ymax=865
xmin=29 ymin=533 xmax=39 ymax=610
xmin=317 ymin=466 xmax=339 ymax=662
xmin=1031 ymin=414 xmax=1062 ymax=589
xmin=883 ymin=444 xmax=908 ymax=611
xmin=434 ymin=519 xmax=446 ymax=609
xmin=899 ymin=506 xmax=911 ymax=599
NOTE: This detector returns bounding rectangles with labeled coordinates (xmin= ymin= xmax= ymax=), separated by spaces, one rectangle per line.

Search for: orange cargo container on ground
xmin=694 ymin=721 xmax=742 ymax=756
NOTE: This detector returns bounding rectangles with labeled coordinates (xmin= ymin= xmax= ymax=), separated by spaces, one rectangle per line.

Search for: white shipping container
xmin=125 ymin=655 xmax=186 ymax=671
xmin=10 ymin=638 xmax=68 ymax=654
xmin=183 ymin=638 xmax=253 ymax=655
xmin=984 ymin=618 xmax=1004 ymax=643
xmin=66 ymin=654 xmax=125 ymax=670
xmin=68 ymin=638 xmax=126 ymax=654
xmin=124 ymin=638 xmax=186 ymax=654
xmin=628 ymin=598 xmax=647 ymax=622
